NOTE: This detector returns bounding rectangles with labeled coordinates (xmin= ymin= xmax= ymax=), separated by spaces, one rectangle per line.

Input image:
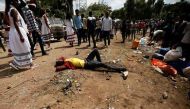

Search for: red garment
xmin=55 ymin=56 xmax=76 ymax=72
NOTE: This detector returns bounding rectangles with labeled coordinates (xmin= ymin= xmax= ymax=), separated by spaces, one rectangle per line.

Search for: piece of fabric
xmin=73 ymin=15 xmax=83 ymax=29
xmin=164 ymin=47 xmax=182 ymax=62
xmin=41 ymin=14 xmax=51 ymax=36
xmin=65 ymin=58 xmax=85 ymax=68
xmin=23 ymin=8 xmax=39 ymax=32
xmin=8 ymin=7 xmax=32 ymax=69
xmin=64 ymin=19 xmax=75 ymax=43
xmin=151 ymin=58 xmax=177 ymax=76
xmin=102 ymin=17 xmax=112 ymax=31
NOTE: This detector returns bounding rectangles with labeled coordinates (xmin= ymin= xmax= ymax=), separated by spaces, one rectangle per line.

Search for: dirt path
xmin=0 ymin=34 xmax=189 ymax=109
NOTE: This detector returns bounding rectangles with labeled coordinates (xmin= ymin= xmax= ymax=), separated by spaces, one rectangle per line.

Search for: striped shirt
xmin=23 ymin=8 xmax=39 ymax=32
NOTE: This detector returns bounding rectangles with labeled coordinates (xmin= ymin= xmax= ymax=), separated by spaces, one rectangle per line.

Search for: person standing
xmin=41 ymin=9 xmax=51 ymax=49
xmin=102 ymin=12 xmax=112 ymax=46
xmin=81 ymin=14 xmax=87 ymax=42
xmin=64 ymin=13 xmax=76 ymax=47
xmin=95 ymin=17 xmax=102 ymax=41
xmin=121 ymin=14 xmax=131 ymax=43
xmin=23 ymin=3 xmax=48 ymax=57
xmin=73 ymin=9 xmax=83 ymax=46
xmin=87 ymin=11 xmax=96 ymax=48
xmin=0 ymin=31 xmax=6 ymax=52
xmin=5 ymin=0 xmax=33 ymax=70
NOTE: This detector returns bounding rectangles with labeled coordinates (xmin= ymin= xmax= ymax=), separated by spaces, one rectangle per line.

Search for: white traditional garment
xmin=41 ymin=14 xmax=51 ymax=36
xmin=64 ymin=19 xmax=75 ymax=43
xmin=8 ymin=6 xmax=32 ymax=69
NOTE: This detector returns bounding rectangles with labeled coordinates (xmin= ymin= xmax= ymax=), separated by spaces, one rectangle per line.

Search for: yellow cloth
xmin=65 ymin=58 xmax=85 ymax=68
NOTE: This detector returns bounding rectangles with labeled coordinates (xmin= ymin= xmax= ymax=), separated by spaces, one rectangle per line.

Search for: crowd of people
xmin=0 ymin=0 xmax=190 ymax=74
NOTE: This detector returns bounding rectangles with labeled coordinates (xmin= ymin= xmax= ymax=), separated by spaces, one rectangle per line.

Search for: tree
xmin=80 ymin=3 xmax=111 ymax=17
xmin=111 ymin=8 xmax=125 ymax=19
xmin=124 ymin=0 xmax=135 ymax=18
xmin=39 ymin=0 xmax=73 ymax=18
xmin=154 ymin=0 xmax=164 ymax=17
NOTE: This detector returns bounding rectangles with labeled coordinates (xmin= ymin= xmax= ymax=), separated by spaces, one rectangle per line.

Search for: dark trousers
xmin=77 ymin=28 xmax=83 ymax=45
xmin=27 ymin=34 xmax=34 ymax=56
xmin=0 ymin=37 xmax=6 ymax=52
xmin=95 ymin=28 xmax=101 ymax=40
xmin=103 ymin=31 xmax=110 ymax=46
xmin=32 ymin=31 xmax=46 ymax=55
xmin=84 ymin=49 xmax=127 ymax=72
xmin=88 ymin=29 xmax=96 ymax=47
xmin=82 ymin=28 xmax=87 ymax=42
xmin=181 ymin=43 xmax=190 ymax=61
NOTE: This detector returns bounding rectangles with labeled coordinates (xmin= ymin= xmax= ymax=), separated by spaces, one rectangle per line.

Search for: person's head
xmin=105 ymin=11 xmax=109 ymax=18
xmin=12 ymin=0 xmax=19 ymax=8
xmin=41 ymin=9 xmax=46 ymax=16
xmin=75 ymin=9 xmax=79 ymax=16
xmin=81 ymin=14 xmax=84 ymax=18
xmin=28 ymin=3 xmax=36 ymax=11
xmin=66 ymin=13 xmax=72 ymax=20
xmin=89 ymin=11 xmax=92 ymax=17
xmin=101 ymin=13 xmax=104 ymax=17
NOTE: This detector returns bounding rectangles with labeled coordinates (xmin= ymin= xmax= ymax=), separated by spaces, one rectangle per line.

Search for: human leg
xmin=27 ymin=34 xmax=34 ymax=56
xmin=86 ymin=49 xmax=101 ymax=62
xmin=103 ymin=31 xmax=107 ymax=46
xmin=91 ymin=30 xmax=96 ymax=48
xmin=121 ymin=32 xmax=126 ymax=43
xmin=35 ymin=31 xmax=47 ymax=55
xmin=0 ymin=37 xmax=6 ymax=52
xmin=84 ymin=60 xmax=127 ymax=72
xmin=107 ymin=31 xmax=111 ymax=45
xmin=87 ymin=30 xmax=91 ymax=46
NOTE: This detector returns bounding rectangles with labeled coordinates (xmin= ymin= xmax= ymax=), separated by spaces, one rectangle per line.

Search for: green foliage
xmin=39 ymin=0 xmax=73 ymax=19
xmin=111 ymin=8 xmax=125 ymax=19
xmin=80 ymin=3 xmax=111 ymax=18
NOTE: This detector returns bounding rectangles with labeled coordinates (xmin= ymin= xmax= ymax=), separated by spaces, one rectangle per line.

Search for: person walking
xmin=87 ymin=11 xmax=96 ymax=48
xmin=81 ymin=14 xmax=87 ymax=42
xmin=95 ymin=17 xmax=102 ymax=41
xmin=23 ymin=3 xmax=48 ymax=57
xmin=102 ymin=12 xmax=112 ymax=46
xmin=64 ymin=13 xmax=76 ymax=47
xmin=5 ymin=0 xmax=33 ymax=70
xmin=121 ymin=14 xmax=131 ymax=43
xmin=73 ymin=9 xmax=83 ymax=46
xmin=41 ymin=9 xmax=51 ymax=49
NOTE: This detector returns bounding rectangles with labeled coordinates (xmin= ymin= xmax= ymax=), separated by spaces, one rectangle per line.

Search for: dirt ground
xmin=0 ymin=33 xmax=190 ymax=109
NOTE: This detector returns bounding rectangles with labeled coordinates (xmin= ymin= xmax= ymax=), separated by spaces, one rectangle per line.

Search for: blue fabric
xmin=158 ymin=48 xmax=170 ymax=55
xmin=168 ymin=60 xmax=190 ymax=75
xmin=73 ymin=16 xmax=83 ymax=29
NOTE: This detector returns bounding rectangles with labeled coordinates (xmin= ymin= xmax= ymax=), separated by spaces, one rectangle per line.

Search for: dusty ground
xmin=0 ymin=33 xmax=190 ymax=109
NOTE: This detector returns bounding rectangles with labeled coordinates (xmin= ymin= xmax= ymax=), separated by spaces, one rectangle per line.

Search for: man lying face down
xmin=55 ymin=49 xmax=128 ymax=80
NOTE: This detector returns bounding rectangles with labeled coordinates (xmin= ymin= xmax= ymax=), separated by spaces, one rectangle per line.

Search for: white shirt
xmin=102 ymin=17 xmax=112 ymax=31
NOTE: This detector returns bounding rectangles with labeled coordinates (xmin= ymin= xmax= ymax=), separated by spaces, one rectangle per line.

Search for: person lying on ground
xmin=55 ymin=49 xmax=128 ymax=80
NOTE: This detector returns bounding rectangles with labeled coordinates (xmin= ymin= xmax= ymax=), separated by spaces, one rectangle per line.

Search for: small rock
xmin=162 ymin=92 xmax=168 ymax=99
xmin=170 ymin=77 xmax=177 ymax=82
xmin=112 ymin=60 xmax=116 ymax=64
xmin=174 ymin=86 xmax=178 ymax=89
xmin=7 ymin=86 xmax=11 ymax=89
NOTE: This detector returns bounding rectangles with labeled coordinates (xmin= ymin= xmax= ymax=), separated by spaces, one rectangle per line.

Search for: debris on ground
xmin=162 ymin=92 xmax=168 ymax=99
